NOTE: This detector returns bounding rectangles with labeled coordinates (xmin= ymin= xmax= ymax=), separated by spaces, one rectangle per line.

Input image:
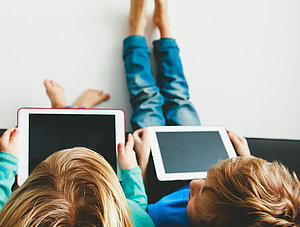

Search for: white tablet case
xmin=148 ymin=126 xmax=236 ymax=181
xmin=17 ymin=108 xmax=125 ymax=185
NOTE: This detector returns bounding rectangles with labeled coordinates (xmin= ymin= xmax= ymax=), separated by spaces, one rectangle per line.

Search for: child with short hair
xmin=189 ymin=155 xmax=300 ymax=226
xmin=123 ymin=0 xmax=300 ymax=226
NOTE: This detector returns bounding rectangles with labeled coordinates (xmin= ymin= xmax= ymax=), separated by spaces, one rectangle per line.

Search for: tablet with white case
xmin=17 ymin=108 xmax=125 ymax=185
xmin=147 ymin=126 xmax=236 ymax=181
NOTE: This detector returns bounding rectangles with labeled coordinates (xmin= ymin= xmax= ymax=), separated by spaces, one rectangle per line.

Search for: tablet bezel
xmin=147 ymin=126 xmax=236 ymax=181
xmin=17 ymin=107 xmax=125 ymax=186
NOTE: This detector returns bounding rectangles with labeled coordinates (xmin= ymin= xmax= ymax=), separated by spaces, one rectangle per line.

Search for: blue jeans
xmin=123 ymin=35 xmax=201 ymax=130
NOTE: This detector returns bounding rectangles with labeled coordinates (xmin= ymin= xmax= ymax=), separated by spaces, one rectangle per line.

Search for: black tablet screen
xmin=156 ymin=131 xmax=229 ymax=173
xmin=29 ymin=114 xmax=116 ymax=172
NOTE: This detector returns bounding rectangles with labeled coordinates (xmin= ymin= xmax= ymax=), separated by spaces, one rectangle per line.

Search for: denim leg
xmin=153 ymin=38 xmax=201 ymax=126
xmin=123 ymin=35 xmax=166 ymax=130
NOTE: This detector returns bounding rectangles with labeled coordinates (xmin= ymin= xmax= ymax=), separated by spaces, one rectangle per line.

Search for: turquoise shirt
xmin=0 ymin=151 xmax=154 ymax=227
xmin=122 ymin=167 xmax=155 ymax=227
xmin=0 ymin=151 xmax=18 ymax=210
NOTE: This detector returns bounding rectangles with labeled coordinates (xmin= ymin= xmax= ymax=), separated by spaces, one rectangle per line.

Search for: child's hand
xmin=118 ymin=133 xmax=138 ymax=170
xmin=132 ymin=128 xmax=150 ymax=171
xmin=0 ymin=127 xmax=20 ymax=157
xmin=227 ymin=130 xmax=251 ymax=157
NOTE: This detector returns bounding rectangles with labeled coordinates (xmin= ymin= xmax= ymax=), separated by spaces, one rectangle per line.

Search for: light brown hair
xmin=0 ymin=147 xmax=133 ymax=227
xmin=197 ymin=157 xmax=300 ymax=227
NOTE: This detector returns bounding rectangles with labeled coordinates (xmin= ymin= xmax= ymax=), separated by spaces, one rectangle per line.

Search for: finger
xmin=134 ymin=128 xmax=144 ymax=135
xmin=125 ymin=133 xmax=134 ymax=149
xmin=117 ymin=143 xmax=124 ymax=154
xmin=242 ymin=137 xmax=249 ymax=146
xmin=133 ymin=129 xmax=142 ymax=142
xmin=96 ymin=90 xmax=103 ymax=96
xmin=133 ymin=128 xmax=143 ymax=136
xmin=237 ymin=135 xmax=245 ymax=143
xmin=133 ymin=128 xmax=148 ymax=140
xmin=141 ymin=128 xmax=149 ymax=140
xmin=9 ymin=128 xmax=19 ymax=143
xmin=0 ymin=127 xmax=16 ymax=145
xmin=99 ymin=94 xmax=110 ymax=103
xmin=228 ymin=132 xmax=242 ymax=147
xmin=228 ymin=130 xmax=239 ymax=138
xmin=228 ymin=131 xmax=244 ymax=143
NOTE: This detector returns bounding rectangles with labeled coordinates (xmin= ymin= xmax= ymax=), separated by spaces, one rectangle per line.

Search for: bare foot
xmin=153 ymin=0 xmax=172 ymax=38
xmin=129 ymin=0 xmax=148 ymax=36
xmin=44 ymin=79 xmax=67 ymax=108
xmin=72 ymin=89 xmax=110 ymax=108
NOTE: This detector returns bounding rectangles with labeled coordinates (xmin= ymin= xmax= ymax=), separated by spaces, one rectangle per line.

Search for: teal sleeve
xmin=0 ymin=151 xmax=18 ymax=210
xmin=121 ymin=167 xmax=148 ymax=211
xmin=127 ymin=199 xmax=155 ymax=227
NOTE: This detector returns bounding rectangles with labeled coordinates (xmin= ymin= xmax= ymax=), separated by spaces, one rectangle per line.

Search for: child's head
xmin=187 ymin=156 xmax=300 ymax=227
xmin=0 ymin=147 xmax=133 ymax=227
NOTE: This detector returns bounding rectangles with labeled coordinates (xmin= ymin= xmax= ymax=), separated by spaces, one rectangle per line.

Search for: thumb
xmin=133 ymin=130 xmax=141 ymax=143
xmin=9 ymin=128 xmax=19 ymax=143
xmin=228 ymin=132 xmax=241 ymax=148
xmin=0 ymin=127 xmax=15 ymax=146
xmin=141 ymin=128 xmax=149 ymax=140
xmin=118 ymin=143 xmax=124 ymax=154
xmin=126 ymin=133 xmax=134 ymax=149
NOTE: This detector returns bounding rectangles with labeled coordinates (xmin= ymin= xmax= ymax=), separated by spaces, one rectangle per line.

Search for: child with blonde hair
xmin=0 ymin=127 xmax=155 ymax=227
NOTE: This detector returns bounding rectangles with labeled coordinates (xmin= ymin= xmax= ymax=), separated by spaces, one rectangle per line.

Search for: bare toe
xmin=49 ymin=80 xmax=54 ymax=86
xmin=72 ymin=89 xmax=110 ymax=108
xmin=44 ymin=79 xmax=51 ymax=89
xmin=44 ymin=79 xmax=67 ymax=108
xmin=100 ymin=93 xmax=110 ymax=102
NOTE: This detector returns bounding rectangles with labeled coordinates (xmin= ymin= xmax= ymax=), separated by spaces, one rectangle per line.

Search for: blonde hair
xmin=197 ymin=157 xmax=300 ymax=227
xmin=0 ymin=147 xmax=133 ymax=227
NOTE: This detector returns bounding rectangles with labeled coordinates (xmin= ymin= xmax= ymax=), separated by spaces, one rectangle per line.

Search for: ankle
xmin=159 ymin=26 xmax=171 ymax=38
xmin=153 ymin=6 xmax=172 ymax=38
xmin=129 ymin=18 xmax=146 ymax=36
xmin=130 ymin=26 xmax=146 ymax=36
xmin=154 ymin=18 xmax=171 ymax=38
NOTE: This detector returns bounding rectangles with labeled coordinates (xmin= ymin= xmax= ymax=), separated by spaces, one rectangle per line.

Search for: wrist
xmin=121 ymin=166 xmax=141 ymax=173
xmin=0 ymin=150 xmax=19 ymax=160
xmin=121 ymin=163 xmax=138 ymax=170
